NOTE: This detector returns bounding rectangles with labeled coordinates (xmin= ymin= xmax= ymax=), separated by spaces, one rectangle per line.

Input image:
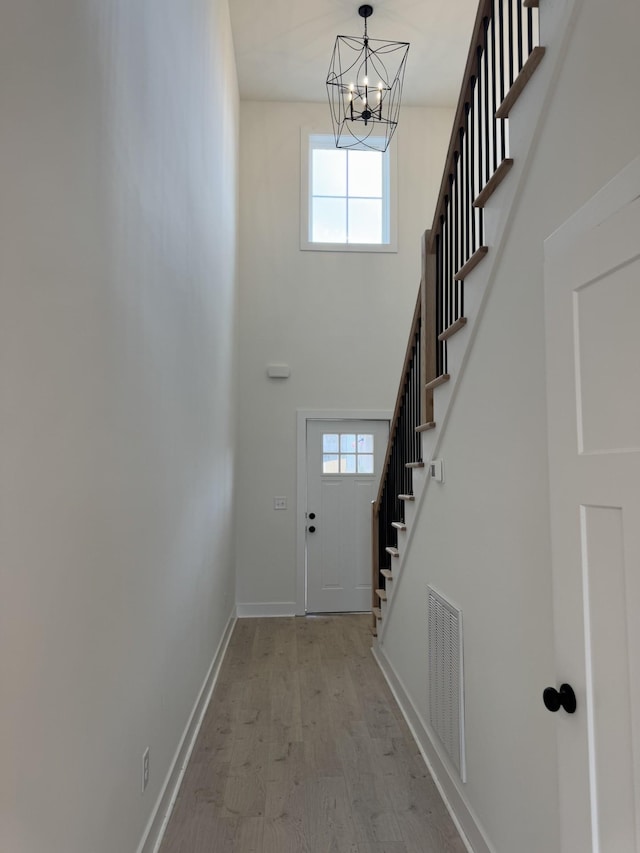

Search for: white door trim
xmin=296 ymin=409 xmax=392 ymax=615
xmin=545 ymin=155 xmax=640 ymax=262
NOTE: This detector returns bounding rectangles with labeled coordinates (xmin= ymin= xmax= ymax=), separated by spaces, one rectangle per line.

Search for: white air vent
xmin=428 ymin=586 xmax=466 ymax=781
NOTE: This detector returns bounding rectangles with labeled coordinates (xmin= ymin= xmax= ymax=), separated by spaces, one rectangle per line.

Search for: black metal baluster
xmin=399 ymin=432 xmax=403 ymax=517
xmin=396 ymin=439 xmax=400 ymax=518
xmin=490 ymin=15 xmax=498 ymax=173
xmin=402 ymin=383 xmax=408 ymax=496
xmin=415 ymin=330 xmax=420 ymax=457
xmin=403 ymin=379 xmax=409 ymax=493
xmin=448 ymin=176 xmax=454 ymax=330
xmin=498 ymin=0 xmax=506 ymax=160
xmin=436 ymin=231 xmax=444 ymax=376
xmin=443 ymin=202 xmax=449 ymax=338
xmin=459 ymin=145 xmax=464 ymax=315
xmin=463 ymin=116 xmax=470 ymax=266
xmin=415 ymin=326 xmax=421 ymax=456
xmin=408 ymin=353 xmax=413 ymax=473
xmin=459 ymin=127 xmax=465 ymax=319
xmin=517 ymin=0 xmax=523 ymax=72
xmin=408 ymin=345 xmax=414 ymax=467
xmin=483 ymin=18 xmax=490 ymax=186
xmin=469 ymin=83 xmax=477 ymax=252
xmin=452 ymin=158 xmax=459 ymax=320
xmin=457 ymin=142 xmax=463 ymax=317
xmin=477 ymin=56 xmax=485 ymax=246
xmin=413 ymin=333 xmax=418 ymax=456
xmin=476 ymin=46 xmax=485 ymax=198
xmin=440 ymin=227 xmax=446 ymax=375
xmin=527 ymin=4 xmax=534 ymax=55
xmin=508 ymin=0 xmax=514 ymax=89
xmin=408 ymin=354 xmax=413 ymax=468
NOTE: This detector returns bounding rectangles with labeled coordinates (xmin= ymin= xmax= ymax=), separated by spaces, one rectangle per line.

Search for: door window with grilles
xmin=322 ymin=433 xmax=374 ymax=474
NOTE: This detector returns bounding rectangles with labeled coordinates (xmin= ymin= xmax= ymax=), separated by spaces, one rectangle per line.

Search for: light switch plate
xmin=429 ymin=459 xmax=444 ymax=483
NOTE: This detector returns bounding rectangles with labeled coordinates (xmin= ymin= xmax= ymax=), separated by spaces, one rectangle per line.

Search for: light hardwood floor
xmin=159 ymin=615 xmax=466 ymax=853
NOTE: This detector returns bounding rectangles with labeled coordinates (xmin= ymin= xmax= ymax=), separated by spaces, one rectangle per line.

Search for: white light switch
xmin=274 ymin=497 xmax=287 ymax=510
xmin=429 ymin=459 xmax=444 ymax=483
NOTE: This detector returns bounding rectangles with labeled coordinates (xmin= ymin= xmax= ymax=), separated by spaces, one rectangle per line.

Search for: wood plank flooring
xmin=159 ymin=615 xmax=466 ymax=853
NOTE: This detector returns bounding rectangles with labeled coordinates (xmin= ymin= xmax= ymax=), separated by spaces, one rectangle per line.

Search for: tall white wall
xmin=0 ymin=2 xmax=239 ymax=851
xmin=235 ymin=103 xmax=452 ymax=611
xmin=380 ymin=0 xmax=640 ymax=851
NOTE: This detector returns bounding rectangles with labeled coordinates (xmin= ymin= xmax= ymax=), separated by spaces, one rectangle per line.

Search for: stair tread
xmin=398 ymin=493 xmax=415 ymax=501
xmin=438 ymin=316 xmax=468 ymax=342
xmin=474 ymin=158 xmax=514 ymax=208
xmin=415 ymin=422 xmax=436 ymax=433
xmin=455 ymin=246 xmax=489 ymax=281
xmin=496 ymin=47 xmax=545 ymax=119
xmin=373 ymin=606 xmax=383 ymax=619
xmin=391 ymin=521 xmax=407 ymax=531
xmin=405 ymin=461 xmax=425 ymax=469
xmin=385 ymin=547 xmax=400 ymax=558
xmin=425 ymin=374 xmax=450 ymax=391
xmin=381 ymin=569 xmax=393 ymax=580
xmin=375 ymin=588 xmax=388 ymax=601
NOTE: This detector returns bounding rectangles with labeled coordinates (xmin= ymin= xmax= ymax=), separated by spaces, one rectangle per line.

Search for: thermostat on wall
xmin=267 ymin=364 xmax=290 ymax=378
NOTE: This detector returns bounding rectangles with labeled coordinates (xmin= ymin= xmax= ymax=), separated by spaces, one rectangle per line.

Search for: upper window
xmin=300 ymin=132 xmax=397 ymax=253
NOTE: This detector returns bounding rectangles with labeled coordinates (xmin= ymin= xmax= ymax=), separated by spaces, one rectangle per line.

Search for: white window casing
xmin=300 ymin=128 xmax=398 ymax=253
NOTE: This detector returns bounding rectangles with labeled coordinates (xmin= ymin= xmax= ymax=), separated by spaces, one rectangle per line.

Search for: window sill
xmin=300 ymin=240 xmax=398 ymax=254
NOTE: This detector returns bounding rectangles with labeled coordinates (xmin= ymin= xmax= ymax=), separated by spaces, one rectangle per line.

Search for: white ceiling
xmin=229 ymin=0 xmax=479 ymax=107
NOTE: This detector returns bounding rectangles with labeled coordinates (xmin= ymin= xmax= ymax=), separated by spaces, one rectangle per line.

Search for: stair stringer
xmin=375 ymin=0 xmax=582 ymax=645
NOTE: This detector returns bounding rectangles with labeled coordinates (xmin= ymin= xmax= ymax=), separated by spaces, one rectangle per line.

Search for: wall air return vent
xmin=428 ymin=585 xmax=466 ymax=782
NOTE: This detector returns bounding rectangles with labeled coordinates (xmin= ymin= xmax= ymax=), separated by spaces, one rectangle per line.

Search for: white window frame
xmin=300 ymin=128 xmax=398 ymax=253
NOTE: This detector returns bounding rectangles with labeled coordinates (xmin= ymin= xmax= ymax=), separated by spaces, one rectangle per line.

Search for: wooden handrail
xmin=427 ymin=0 xmax=492 ymax=255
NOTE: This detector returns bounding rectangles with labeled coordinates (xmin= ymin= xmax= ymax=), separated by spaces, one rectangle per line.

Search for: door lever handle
xmin=543 ymin=683 xmax=577 ymax=714
xmin=308 ymin=526 xmax=316 ymax=533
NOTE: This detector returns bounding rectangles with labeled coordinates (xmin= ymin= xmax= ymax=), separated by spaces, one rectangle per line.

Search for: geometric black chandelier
xmin=326 ymin=4 xmax=409 ymax=152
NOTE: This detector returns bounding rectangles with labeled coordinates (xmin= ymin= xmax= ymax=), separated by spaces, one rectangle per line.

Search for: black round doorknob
xmin=543 ymin=683 xmax=577 ymax=714
xmin=309 ymin=513 xmax=316 ymax=520
xmin=308 ymin=526 xmax=316 ymax=533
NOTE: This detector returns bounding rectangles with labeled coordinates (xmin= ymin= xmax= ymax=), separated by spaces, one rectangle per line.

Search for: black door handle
xmin=308 ymin=512 xmax=316 ymax=519
xmin=543 ymin=683 xmax=577 ymax=714
xmin=308 ymin=526 xmax=316 ymax=533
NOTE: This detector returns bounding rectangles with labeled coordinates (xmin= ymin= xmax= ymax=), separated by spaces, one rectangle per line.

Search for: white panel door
xmin=544 ymin=177 xmax=640 ymax=852
xmin=306 ymin=419 xmax=388 ymax=613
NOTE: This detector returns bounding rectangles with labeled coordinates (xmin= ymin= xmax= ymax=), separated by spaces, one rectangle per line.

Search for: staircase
xmin=372 ymin=0 xmax=546 ymax=637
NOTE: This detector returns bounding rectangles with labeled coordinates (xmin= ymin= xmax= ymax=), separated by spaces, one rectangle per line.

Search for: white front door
xmin=306 ymin=419 xmax=388 ymax=613
xmin=544 ymin=165 xmax=640 ymax=852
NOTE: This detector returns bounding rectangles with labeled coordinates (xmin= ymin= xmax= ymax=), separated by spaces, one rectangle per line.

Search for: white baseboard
xmin=236 ymin=601 xmax=297 ymax=617
xmin=136 ymin=609 xmax=237 ymax=853
xmin=373 ymin=644 xmax=496 ymax=853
